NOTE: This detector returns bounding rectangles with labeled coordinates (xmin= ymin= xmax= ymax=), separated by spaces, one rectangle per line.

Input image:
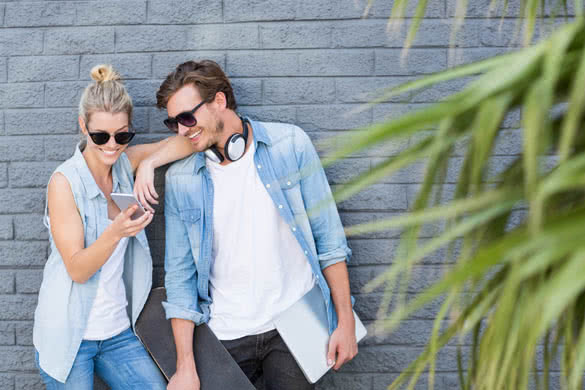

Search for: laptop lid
xmin=273 ymin=284 xmax=367 ymax=384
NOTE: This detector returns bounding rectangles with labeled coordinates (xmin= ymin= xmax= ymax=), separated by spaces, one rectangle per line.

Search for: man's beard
xmin=202 ymin=119 xmax=224 ymax=152
xmin=215 ymin=119 xmax=224 ymax=134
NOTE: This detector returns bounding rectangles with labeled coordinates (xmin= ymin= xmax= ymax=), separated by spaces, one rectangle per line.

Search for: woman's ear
xmin=78 ymin=116 xmax=87 ymax=135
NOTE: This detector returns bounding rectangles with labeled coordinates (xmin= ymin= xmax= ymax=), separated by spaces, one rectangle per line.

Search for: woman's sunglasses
xmin=163 ymin=100 xmax=207 ymax=132
xmin=88 ymin=126 xmax=136 ymax=145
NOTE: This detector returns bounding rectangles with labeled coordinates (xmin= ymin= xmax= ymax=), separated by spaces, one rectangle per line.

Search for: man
xmin=157 ymin=60 xmax=356 ymax=390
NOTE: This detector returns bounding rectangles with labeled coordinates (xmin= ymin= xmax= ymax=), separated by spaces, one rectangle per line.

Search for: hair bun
xmin=90 ymin=64 xmax=120 ymax=83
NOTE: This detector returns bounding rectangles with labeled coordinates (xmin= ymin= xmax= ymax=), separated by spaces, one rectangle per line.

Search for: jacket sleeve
xmin=161 ymin=173 xmax=206 ymax=325
xmin=293 ymin=127 xmax=352 ymax=269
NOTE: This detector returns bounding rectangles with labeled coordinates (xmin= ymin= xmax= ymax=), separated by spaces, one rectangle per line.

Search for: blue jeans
xmin=35 ymin=328 xmax=166 ymax=390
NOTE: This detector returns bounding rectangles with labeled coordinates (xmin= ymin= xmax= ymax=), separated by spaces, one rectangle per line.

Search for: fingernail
xmin=328 ymin=359 xmax=333 ymax=366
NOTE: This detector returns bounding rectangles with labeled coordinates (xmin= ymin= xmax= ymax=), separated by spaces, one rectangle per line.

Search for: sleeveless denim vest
xmin=33 ymin=143 xmax=153 ymax=383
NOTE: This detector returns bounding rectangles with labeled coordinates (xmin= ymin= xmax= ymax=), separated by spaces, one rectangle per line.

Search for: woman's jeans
xmin=35 ymin=328 xmax=166 ymax=390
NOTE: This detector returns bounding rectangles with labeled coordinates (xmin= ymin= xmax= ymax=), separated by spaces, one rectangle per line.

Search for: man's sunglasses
xmin=163 ymin=100 xmax=207 ymax=132
xmin=88 ymin=126 xmax=136 ymax=145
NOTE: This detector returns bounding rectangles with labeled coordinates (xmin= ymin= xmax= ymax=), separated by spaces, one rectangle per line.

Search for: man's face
xmin=166 ymin=84 xmax=221 ymax=152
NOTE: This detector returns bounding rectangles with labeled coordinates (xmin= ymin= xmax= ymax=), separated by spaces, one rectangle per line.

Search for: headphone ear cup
xmin=205 ymin=148 xmax=224 ymax=163
xmin=225 ymin=134 xmax=246 ymax=162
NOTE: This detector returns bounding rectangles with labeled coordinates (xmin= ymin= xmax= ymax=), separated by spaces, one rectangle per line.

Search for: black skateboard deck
xmin=135 ymin=287 xmax=255 ymax=389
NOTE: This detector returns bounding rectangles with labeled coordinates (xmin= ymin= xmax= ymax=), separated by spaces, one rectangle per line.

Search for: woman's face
xmin=79 ymin=111 xmax=131 ymax=167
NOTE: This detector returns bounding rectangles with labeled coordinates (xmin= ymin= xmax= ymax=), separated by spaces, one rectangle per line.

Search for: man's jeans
xmin=221 ymin=329 xmax=314 ymax=390
xmin=35 ymin=328 xmax=166 ymax=390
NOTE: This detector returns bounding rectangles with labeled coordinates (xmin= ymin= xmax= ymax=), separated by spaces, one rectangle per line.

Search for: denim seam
xmin=95 ymin=351 xmax=131 ymax=390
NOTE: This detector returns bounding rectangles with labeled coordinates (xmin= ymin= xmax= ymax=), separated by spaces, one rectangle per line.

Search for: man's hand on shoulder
xmin=326 ymin=317 xmax=358 ymax=371
xmin=167 ymin=366 xmax=200 ymax=390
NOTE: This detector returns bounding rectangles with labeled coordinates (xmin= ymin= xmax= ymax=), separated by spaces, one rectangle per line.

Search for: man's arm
xmin=292 ymin=127 xmax=356 ymax=370
xmin=168 ymin=319 xmax=200 ymax=390
xmin=163 ymin=174 xmax=203 ymax=390
xmin=323 ymin=262 xmax=357 ymax=370
xmin=292 ymin=128 xmax=352 ymax=269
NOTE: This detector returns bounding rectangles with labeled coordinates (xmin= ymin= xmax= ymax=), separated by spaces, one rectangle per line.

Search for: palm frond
xmin=327 ymin=2 xmax=585 ymax=388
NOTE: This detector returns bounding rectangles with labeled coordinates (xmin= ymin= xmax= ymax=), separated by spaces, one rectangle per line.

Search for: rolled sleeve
xmin=163 ymin=175 xmax=203 ymax=324
xmin=161 ymin=301 xmax=206 ymax=325
xmin=319 ymin=246 xmax=352 ymax=269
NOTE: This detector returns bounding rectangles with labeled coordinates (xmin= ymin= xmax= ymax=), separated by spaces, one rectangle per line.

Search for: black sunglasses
xmin=163 ymin=100 xmax=207 ymax=132
xmin=88 ymin=126 xmax=136 ymax=145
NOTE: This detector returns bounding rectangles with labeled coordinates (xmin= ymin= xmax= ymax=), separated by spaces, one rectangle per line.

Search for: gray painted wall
xmin=0 ymin=1 xmax=570 ymax=389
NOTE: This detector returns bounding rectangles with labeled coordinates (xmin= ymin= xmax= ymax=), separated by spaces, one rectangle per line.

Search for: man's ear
xmin=214 ymin=91 xmax=227 ymax=111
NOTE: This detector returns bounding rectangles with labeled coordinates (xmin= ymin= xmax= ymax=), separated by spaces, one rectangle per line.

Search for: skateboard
xmin=135 ymin=287 xmax=256 ymax=389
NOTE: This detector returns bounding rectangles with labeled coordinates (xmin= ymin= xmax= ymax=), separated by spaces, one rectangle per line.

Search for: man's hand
xmin=167 ymin=366 xmax=200 ymax=390
xmin=326 ymin=321 xmax=358 ymax=371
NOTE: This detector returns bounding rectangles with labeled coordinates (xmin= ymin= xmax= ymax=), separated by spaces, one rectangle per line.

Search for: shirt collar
xmin=250 ymin=119 xmax=271 ymax=147
xmin=194 ymin=118 xmax=271 ymax=174
xmin=73 ymin=142 xmax=122 ymax=199
xmin=194 ymin=152 xmax=206 ymax=174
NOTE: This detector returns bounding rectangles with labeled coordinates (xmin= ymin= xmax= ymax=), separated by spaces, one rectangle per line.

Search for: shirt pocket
xmin=179 ymin=208 xmax=202 ymax=255
xmin=83 ymin=210 xmax=98 ymax=247
xmin=279 ymin=171 xmax=305 ymax=215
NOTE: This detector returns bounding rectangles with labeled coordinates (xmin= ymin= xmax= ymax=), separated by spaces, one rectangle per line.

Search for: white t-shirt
xmin=83 ymin=230 xmax=130 ymax=341
xmin=206 ymin=141 xmax=315 ymax=340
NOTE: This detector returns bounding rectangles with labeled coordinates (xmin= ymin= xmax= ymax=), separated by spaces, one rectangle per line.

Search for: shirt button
xmin=266 ymin=183 xmax=271 ymax=189
xmin=304 ymin=250 xmax=308 ymax=255
xmin=257 ymin=164 xmax=262 ymax=169
xmin=287 ymin=181 xmax=292 ymax=186
xmin=292 ymin=227 xmax=297 ymax=231
xmin=278 ymin=205 xmax=283 ymax=209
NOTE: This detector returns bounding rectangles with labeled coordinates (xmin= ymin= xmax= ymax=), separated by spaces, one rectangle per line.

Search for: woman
xmin=33 ymin=64 xmax=193 ymax=389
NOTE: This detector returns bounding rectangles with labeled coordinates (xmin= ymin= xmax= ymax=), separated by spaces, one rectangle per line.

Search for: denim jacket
xmin=33 ymin=144 xmax=153 ymax=383
xmin=163 ymin=119 xmax=352 ymax=335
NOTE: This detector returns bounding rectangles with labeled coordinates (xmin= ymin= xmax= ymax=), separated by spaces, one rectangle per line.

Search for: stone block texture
xmin=0 ymin=1 xmax=552 ymax=389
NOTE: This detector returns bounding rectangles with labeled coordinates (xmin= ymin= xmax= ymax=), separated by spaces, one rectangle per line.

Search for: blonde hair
xmin=79 ymin=64 xmax=133 ymax=126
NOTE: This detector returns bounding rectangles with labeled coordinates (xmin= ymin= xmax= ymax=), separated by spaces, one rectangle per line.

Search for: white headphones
xmin=205 ymin=116 xmax=250 ymax=163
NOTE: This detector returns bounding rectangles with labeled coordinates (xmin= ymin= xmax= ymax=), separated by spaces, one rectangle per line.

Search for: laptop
xmin=273 ymin=284 xmax=367 ymax=384
xmin=135 ymin=287 xmax=255 ymax=389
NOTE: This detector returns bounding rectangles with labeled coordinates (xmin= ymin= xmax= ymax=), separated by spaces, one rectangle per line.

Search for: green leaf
xmin=558 ymin=21 xmax=585 ymax=161
xmin=361 ymin=52 xmax=518 ymax=111
xmin=345 ymin=188 xmax=519 ymax=236
xmin=332 ymin=138 xmax=433 ymax=204
xmin=380 ymin=208 xmax=585 ymax=332
xmin=403 ymin=0 xmax=428 ymax=54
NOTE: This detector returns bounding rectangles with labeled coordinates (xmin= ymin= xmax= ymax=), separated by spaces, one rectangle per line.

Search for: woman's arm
xmin=48 ymin=173 xmax=153 ymax=283
xmin=128 ymin=136 xmax=194 ymax=212
xmin=125 ymin=135 xmax=194 ymax=173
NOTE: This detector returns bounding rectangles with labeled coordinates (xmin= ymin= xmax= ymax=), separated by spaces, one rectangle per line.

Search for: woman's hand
xmin=134 ymin=159 xmax=158 ymax=213
xmin=108 ymin=205 xmax=153 ymax=241
xmin=128 ymin=135 xmax=195 ymax=213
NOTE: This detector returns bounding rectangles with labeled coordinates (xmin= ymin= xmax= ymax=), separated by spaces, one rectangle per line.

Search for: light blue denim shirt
xmin=33 ymin=143 xmax=153 ymax=383
xmin=163 ymin=120 xmax=352 ymax=335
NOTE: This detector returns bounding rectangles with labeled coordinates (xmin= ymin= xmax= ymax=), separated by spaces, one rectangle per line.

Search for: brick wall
xmin=0 ymin=1 xmax=570 ymax=389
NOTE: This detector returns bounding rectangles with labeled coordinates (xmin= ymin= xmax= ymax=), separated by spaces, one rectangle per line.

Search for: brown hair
xmin=156 ymin=60 xmax=237 ymax=111
xmin=79 ymin=64 xmax=133 ymax=124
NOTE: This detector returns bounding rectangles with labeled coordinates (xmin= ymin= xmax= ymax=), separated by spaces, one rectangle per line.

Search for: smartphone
xmin=111 ymin=193 xmax=147 ymax=221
